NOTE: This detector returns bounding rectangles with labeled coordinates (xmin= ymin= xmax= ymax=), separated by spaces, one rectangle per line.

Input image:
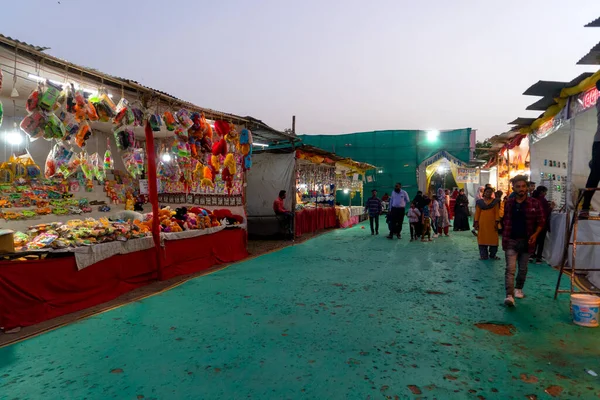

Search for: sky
xmin=2 ymin=0 xmax=600 ymax=139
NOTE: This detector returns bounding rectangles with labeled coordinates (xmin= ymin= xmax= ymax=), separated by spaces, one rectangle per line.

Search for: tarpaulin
xmin=246 ymin=153 xmax=295 ymax=217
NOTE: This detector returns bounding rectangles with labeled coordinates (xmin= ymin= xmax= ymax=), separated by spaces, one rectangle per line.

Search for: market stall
xmin=247 ymin=145 xmax=373 ymax=237
xmin=334 ymin=159 xmax=375 ymax=228
xmin=295 ymin=149 xmax=338 ymax=236
xmin=0 ymin=35 xmax=289 ymax=330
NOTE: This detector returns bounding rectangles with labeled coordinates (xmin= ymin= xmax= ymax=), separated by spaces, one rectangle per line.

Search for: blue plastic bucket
xmin=571 ymin=294 xmax=600 ymax=328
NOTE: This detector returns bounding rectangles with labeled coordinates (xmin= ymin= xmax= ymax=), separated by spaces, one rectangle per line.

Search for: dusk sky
xmin=3 ymin=0 xmax=600 ymax=139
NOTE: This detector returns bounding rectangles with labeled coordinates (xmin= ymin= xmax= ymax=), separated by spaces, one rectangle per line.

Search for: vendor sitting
xmin=274 ymin=190 xmax=294 ymax=234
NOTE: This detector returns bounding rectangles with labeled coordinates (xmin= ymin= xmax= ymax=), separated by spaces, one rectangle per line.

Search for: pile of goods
xmin=142 ymin=207 xmax=244 ymax=233
xmin=14 ymin=217 xmax=150 ymax=251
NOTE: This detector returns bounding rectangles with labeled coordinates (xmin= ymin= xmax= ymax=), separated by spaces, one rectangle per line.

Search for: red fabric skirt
xmin=295 ymin=208 xmax=337 ymax=237
xmin=0 ymin=229 xmax=248 ymax=330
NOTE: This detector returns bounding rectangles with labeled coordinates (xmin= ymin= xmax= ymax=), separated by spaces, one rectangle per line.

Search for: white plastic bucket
xmin=571 ymin=294 xmax=600 ymax=327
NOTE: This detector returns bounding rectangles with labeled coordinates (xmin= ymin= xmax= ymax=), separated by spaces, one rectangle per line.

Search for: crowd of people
xmin=365 ymin=175 xmax=553 ymax=307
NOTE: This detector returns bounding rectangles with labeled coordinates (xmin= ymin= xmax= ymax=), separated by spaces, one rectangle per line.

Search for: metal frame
xmin=554 ymin=188 xmax=600 ymax=299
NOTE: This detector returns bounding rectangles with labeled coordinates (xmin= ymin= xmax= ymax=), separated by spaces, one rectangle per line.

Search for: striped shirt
xmin=365 ymin=197 xmax=382 ymax=216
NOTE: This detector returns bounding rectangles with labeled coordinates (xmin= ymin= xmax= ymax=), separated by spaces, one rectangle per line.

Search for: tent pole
xmin=144 ymin=122 xmax=162 ymax=281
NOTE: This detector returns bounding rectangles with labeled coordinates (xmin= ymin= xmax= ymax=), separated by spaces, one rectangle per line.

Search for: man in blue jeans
xmin=501 ymin=175 xmax=545 ymax=307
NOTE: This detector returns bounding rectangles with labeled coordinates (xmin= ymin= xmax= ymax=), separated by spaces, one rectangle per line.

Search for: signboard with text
xmin=455 ymin=168 xmax=479 ymax=183
xmin=569 ymin=86 xmax=599 ymax=119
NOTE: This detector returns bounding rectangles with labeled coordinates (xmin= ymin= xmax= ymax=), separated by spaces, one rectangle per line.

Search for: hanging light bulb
xmin=161 ymin=153 xmax=172 ymax=162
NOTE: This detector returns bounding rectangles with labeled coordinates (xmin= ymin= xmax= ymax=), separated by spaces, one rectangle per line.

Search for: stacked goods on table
xmin=143 ymin=207 xmax=244 ymax=233
xmin=13 ymin=217 xmax=150 ymax=251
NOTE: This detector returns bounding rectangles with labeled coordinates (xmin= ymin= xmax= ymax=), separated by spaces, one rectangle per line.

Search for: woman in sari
xmin=453 ymin=189 xmax=471 ymax=231
xmin=437 ymin=188 xmax=450 ymax=236
xmin=473 ymin=187 xmax=500 ymax=260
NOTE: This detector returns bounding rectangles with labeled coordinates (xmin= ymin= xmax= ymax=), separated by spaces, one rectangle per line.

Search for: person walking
xmin=531 ymin=186 xmax=553 ymax=264
xmin=502 ymin=175 xmax=546 ymax=307
xmin=407 ymin=202 xmax=421 ymax=242
xmin=365 ymin=189 xmax=383 ymax=235
xmin=413 ymin=191 xmax=425 ymax=237
xmin=437 ymin=188 xmax=450 ymax=237
xmin=387 ymin=183 xmax=410 ymax=239
xmin=453 ymin=189 xmax=470 ymax=231
xmin=431 ymin=194 xmax=440 ymax=238
xmin=421 ymin=199 xmax=433 ymax=242
xmin=474 ymin=187 xmax=500 ymax=260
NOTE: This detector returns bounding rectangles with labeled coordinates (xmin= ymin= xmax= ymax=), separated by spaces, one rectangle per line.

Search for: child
xmin=421 ymin=199 xmax=433 ymax=242
xmin=407 ymin=202 xmax=421 ymax=242
xmin=431 ymin=195 xmax=440 ymax=238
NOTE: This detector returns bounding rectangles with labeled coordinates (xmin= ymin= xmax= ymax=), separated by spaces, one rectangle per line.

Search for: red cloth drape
xmin=295 ymin=207 xmax=337 ymax=237
xmin=0 ymin=249 xmax=158 ymax=330
xmin=0 ymin=229 xmax=249 ymax=330
xmin=160 ymin=229 xmax=248 ymax=280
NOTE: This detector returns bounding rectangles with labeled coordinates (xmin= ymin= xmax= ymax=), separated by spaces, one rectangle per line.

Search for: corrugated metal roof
xmin=522 ymin=73 xmax=594 ymax=97
xmin=526 ymin=96 xmax=557 ymax=111
xmin=508 ymin=117 xmax=536 ymax=126
xmin=0 ymin=32 xmax=299 ymax=144
xmin=585 ymin=17 xmax=600 ymax=28
xmin=577 ymin=41 xmax=600 ymax=65
xmin=0 ymin=33 xmax=49 ymax=52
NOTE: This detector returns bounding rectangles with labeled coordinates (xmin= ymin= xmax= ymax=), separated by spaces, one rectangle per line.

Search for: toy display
xmin=142 ymin=206 xmax=243 ymax=233
xmin=14 ymin=217 xmax=150 ymax=251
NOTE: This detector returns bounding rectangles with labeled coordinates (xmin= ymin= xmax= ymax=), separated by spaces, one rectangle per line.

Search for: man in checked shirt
xmin=502 ymin=175 xmax=546 ymax=307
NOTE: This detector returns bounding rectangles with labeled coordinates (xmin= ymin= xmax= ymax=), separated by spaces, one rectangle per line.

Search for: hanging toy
xmin=39 ymin=81 xmax=63 ymax=111
xmin=149 ymin=114 xmax=162 ymax=131
xmin=214 ymin=120 xmax=230 ymax=137
xmin=163 ymin=111 xmax=177 ymax=131
xmin=175 ymin=109 xmax=194 ymax=130
xmin=58 ymin=110 xmax=80 ymax=141
xmin=43 ymin=113 xmax=66 ymax=140
xmin=131 ymin=107 xmax=144 ymax=126
xmin=24 ymin=156 xmax=41 ymax=179
xmin=200 ymin=114 xmax=213 ymax=140
xmin=224 ymin=153 xmax=236 ymax=175
xmin=211 ymin=138 xmax=227 ymax=156
xmin=211 ymin=154 xmax=221 ymax=171
xmin=113 ymin=126 xmax=135 ymax=150
xmin=201 ymin=166 xmax=215 ymax=189
xmin=75 ymin=121 xmax=92 ymax=148
xmin=225 ymin=122 xmax=239 ymax=144
xmin=221 ymin=167 xmax=233 ymax=194
xmin=104 ymin=140 xmax=114 ymax=171
xmin=26 ymin=89 xmax=40 ymax=112
xmin=0 ymin=163 xmax=14 ymax=183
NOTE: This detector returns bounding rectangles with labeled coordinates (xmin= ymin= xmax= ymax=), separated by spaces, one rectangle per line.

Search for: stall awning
xmin=523 ymin=73 xmax=594 ymax=97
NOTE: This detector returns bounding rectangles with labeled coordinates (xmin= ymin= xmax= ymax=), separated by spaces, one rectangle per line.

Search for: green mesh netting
xmin=300 ymin=129 xmax=472 ymax=202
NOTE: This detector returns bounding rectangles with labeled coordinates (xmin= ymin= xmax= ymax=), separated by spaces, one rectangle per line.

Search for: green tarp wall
xmin=299 ymin=129 xmax=472 ymax=204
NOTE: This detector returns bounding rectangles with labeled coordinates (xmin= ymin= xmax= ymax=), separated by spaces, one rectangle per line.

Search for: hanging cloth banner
xmin=455 ymin=168 xmax=480 ymax=183
xmin=420 ymin=150 xmax=467 ymax=168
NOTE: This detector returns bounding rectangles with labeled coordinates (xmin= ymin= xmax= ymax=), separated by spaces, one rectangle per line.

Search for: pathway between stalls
xmin=1 ymin=222 xmax=599 ymax=399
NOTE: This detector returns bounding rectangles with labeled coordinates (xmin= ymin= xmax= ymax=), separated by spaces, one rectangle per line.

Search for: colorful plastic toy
xmin=163 ymin=111 xmax=176 ymax=131
xmin=39 ymin=81 xmax=63 ymax=111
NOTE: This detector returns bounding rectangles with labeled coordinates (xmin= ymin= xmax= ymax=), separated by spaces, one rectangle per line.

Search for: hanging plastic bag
xmin=113 ymin=126 xmax=134 ymax=150
xmin=43 ymin=113 xmax=66 ymax=140
xmin=104 ymin=141 xmax=114 ymax=171
xmin=26 ymin=88 xmax=40 ymax=112
xmin=75 ymin=121 xmax=92 ymax=148
xmin=39 ymin=81 xmax=63 ymax=111
xmin=175 ymin=109 xmax=193 ymax=130
xmin=58 ymin=110 xmax=80 ymax=141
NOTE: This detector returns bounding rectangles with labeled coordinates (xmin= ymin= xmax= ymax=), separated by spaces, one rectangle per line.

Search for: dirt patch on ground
xmin=545 ymin=385 xmax=564 ymax=397
xmin=407 ymin=385 xmax=422 ymax=395
xmin=474 ymin=322 xmax=516 ymax=336
xmin=426 ymin=291 xmax=445 ymax=295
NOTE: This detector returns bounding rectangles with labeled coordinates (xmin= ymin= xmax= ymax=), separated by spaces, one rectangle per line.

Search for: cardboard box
xmin=0 ymin=229 xmax=15 ymax=254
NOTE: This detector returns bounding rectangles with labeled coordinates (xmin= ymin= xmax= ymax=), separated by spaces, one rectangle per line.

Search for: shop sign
xmin=530 ymin=115 xmax=566 ymax=144
xmin=139 ymin=179 xmax=149 ymax=195
xmin=456 ymin=168 xmax=479 ymax=183
xmin=569 ymin=86 xmax=599 ymax=119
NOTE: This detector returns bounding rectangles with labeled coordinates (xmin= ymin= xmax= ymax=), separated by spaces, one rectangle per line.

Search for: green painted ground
xmin=1 ymin=222 xmax=600 ymax=399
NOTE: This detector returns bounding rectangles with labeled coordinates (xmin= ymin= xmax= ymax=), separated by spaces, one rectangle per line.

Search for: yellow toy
xmin=125 ymin=193 xmax=134 ymax=211
xmin=201 ymin=166 xmax=215 ymax=189
xmin=224 ymin=153 xmax=236 ymax=174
